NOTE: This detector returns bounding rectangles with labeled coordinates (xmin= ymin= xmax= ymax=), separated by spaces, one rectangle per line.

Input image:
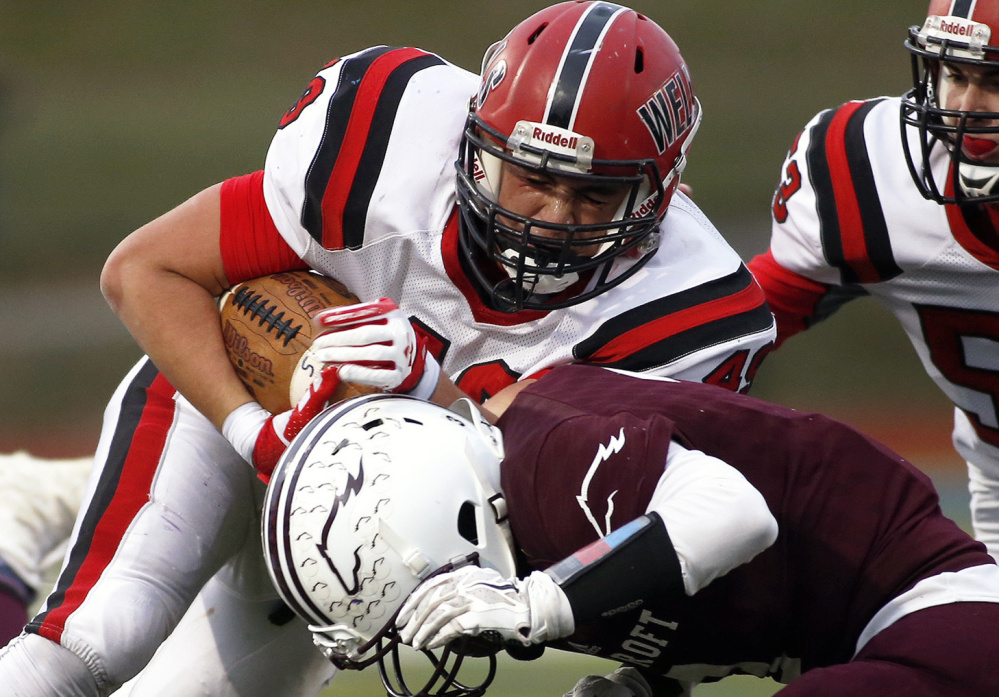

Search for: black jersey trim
xmin=807 ymin=99 xmax=901 ymax=285
xmin=341 ymin=53 xmax=445 ymax=249
xmin=302 ymin=47 xmax=393 ymax=245
xmin=805 ymin=108 xmax=843 ymax=276
xmin=574 ymin=266 xmax=774 ymax=371
xmin=301 ymin=48 xmax=444 ymax=249
xmin=842 ymin=99 xmax=902 ymax=282
xmin=28 ymin=359 xmax=161 ymax=631
xmin=604 ymin=305 xmax=775 ymax=373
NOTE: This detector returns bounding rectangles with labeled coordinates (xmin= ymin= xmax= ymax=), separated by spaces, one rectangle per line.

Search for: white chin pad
xmin=499 ymin=247 xmax=579 ymax=296
xmin=959 ymin=161 xmax=999 ymax=198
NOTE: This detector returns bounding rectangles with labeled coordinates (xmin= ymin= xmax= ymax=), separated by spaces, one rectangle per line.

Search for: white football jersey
xmin=752 ymin=95 xmax=999 ymax=553
xmin=259 ymin=46 xmax=776 ymax=397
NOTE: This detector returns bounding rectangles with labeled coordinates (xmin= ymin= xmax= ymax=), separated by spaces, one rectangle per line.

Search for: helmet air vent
xmin=635 ymin=47 xmax=644 ymax=74
xmin=527 ymin=23 xmax=548 ymax=45
xmin=457 ymin=501 xmax=480 ymax=545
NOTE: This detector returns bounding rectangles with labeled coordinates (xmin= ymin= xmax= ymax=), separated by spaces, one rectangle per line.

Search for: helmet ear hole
xmin=458 ymin=501 xmax=480 ymax=545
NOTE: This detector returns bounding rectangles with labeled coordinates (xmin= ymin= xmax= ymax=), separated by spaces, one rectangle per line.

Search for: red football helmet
xmin=903 ymin=0 xmax=999 ymax=203
xmin=456 ymin=1 xmax=702 ymax=311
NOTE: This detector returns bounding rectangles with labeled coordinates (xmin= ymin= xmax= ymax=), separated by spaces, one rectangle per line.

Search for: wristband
xmin=405 ymin=354 xmax=441 ymax=401
xmin=222 ymin=401 xmax=271 ymax=465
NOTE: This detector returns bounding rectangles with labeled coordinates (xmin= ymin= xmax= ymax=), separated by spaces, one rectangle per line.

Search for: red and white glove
xmin=222 ymin=365 xmax=342 ymax=483
xmin=310 ymin=298 xmax=440 ymax=400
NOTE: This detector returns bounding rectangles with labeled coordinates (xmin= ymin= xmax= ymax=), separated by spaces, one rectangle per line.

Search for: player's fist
xmin=222 ymin=365 xmax=342 ymax=482
xmin=311 ymin=298 xmax=440 ymax=400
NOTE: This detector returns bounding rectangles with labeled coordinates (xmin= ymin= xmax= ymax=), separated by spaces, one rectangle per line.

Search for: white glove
xmin=311 ymin=298 xmax=440 ymax=400
xmin=396 ymin=566 xmax=574 ymax=650
xmin=565 ymin=668 xmax=690 ymax=697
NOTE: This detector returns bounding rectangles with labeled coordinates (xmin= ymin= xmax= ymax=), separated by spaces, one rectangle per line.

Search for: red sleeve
xmin=748 ymin=249 xmax=829 ymax=349
xmin=219 ymin=171 xmax=309 ymax=285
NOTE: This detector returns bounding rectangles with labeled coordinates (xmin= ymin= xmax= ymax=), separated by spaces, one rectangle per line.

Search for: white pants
xmin=0 ymin=358 xmax=336 ymax=696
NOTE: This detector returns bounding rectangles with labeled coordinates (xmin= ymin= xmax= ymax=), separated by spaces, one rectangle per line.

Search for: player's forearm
xmin=101 ymin=183 xmax=254 ymax=430
xmin=104 ymin=269 xmax=253 ymax=429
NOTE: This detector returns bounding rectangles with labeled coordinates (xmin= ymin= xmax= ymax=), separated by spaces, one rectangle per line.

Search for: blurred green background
xmin=2 ymin=2 xmax=970 ymax=696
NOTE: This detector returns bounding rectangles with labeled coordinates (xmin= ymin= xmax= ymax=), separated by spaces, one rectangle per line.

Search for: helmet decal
xmin=475 ymin=57 xmax=507 ymax=110
xmin=637 ymin=66 xmax=695 ymax=155
xmin=316 ymin=456 xmax=367 ymax=594
xmin=545 ymin=2 xmax=628 ymax=130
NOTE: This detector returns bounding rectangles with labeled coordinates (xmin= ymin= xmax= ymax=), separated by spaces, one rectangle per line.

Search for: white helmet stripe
xmin=544 ymin=2 xmax=628 ymax=130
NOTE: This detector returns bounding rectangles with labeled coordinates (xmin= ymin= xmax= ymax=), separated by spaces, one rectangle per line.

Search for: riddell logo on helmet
xmin=637 ymin=66 xmax=695 ymax=155
xmin=630 ymin=195 xmax=658 ymax=219
xmin=532 ymin=127 xmax=579 ymax=150
xmin=938 ymin=18 xmax=979 ymax=37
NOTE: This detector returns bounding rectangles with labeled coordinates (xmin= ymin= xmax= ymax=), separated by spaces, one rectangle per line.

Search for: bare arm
xmin=100 ymin=184 xmax=254 ymax=429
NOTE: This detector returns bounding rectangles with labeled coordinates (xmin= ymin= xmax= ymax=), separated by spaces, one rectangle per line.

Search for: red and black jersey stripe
xmin=806 ymin=99 xmax=902 ymax=285
xmin=28 ymin=359 xmax=176 ymax=643
xmin=301 ymin=47 xmax=445 ymax=251
xmin=574 ymin=265 xmax=773 ymax=371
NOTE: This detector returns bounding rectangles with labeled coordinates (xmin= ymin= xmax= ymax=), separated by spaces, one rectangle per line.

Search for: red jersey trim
xmin=944 ymin=177 xmax=999 ymax=271
xmin=585 ymin=272 xmax=768 ymax=363
xmin=440 ymin=208 xmax=550 ymax=327
xmin=825 ymin=101 xmax=882 ymax=284
xmin=34 ymin=365 xmax=177 ymax=642
xmin=220 ymin=171 xmax=308 ymax=285
xmin=748 ymin=250 xmax=828 ymax=348
xmin=320 ymin=48 xmax=434 ymax=250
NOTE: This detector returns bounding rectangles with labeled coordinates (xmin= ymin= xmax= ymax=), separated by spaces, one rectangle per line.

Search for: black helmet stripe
xmin=544 ymin=2 xmax=627 ymax=130
xmin=950 ymin=0 xmax=977 ymax=18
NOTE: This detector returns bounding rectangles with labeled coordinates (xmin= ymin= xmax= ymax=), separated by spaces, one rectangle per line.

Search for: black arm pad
xmin=543 ymin=512 xmax=684 ymax=626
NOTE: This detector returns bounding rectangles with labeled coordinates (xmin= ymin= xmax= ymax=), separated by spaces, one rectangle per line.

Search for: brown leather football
xmin=218 ymin=270 xmax=376 ymax=413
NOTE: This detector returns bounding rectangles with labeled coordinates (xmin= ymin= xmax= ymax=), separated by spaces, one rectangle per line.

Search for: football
xmin=218 ymin=270 xmax=376 ymax=413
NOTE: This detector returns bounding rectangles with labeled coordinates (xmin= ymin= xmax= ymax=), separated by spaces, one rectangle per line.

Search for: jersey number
xmin=278 ymin=76 xmax=326 ymax=129
xmin=772 ymin=160 xmax=802 ymax=224
xmin=917 ymin=304 xmax=999 ymax=449
xmin=703 ymin=344 xmax=773 ymax=394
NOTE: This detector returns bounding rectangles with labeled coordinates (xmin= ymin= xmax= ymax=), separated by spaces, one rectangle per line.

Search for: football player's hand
xmin=565 ymin=668 xmax=689 ymax=697
xmin=222 ymin=365 xmax=342 ymax=482
xmin=311 ymin=298 xmax=440 ymax=400
xmin=396 ymin=566 xmax=574 ymax=650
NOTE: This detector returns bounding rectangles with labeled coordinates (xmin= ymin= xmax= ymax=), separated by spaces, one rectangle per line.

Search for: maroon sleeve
xmin=219 ymin=171 xmax=309 ymax=285
xmin=498 ymin=392 xmax=674 ymax=568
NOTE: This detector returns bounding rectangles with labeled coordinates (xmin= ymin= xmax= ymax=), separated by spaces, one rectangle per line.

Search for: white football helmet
xmin=262 ymin=393 xmax=517 ymax=696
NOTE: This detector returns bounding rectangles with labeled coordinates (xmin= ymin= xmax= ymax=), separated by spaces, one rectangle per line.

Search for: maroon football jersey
xmin=497 ymin=364 xmax=993 ymax=681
